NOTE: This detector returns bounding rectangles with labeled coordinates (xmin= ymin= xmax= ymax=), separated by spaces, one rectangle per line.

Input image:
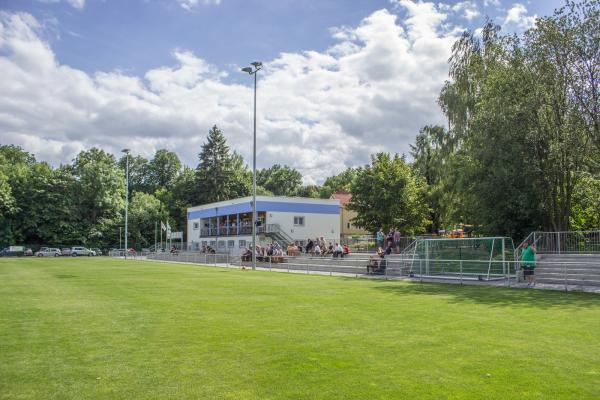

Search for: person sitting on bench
xmin=333 ymin=243 xmax=343 ymax=258
xmin=241 ymin=247 xmax=252 ymax=262
xmin=367 ymin=247 xmax=386 ymax=274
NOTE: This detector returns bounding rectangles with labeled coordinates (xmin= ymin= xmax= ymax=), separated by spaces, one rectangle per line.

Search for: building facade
xmin=330 ymin=191 xmax=370 ymax=242
xmin=187 ymin=196 xmax=341 ymax=253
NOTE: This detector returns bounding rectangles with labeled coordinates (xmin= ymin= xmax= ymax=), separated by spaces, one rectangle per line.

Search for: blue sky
xmin=0 ymin=0 xmax=566 ymax=182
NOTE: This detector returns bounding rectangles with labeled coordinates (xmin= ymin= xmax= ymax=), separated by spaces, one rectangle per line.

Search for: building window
xmin=218 ymin=241 xmax=225 ymax=249
xmin=193 ymin=222 xmax=199 ymax=230
xmin=228 ymin=240 xmax=235 ymax=248
xmin=239 ymin=240 xmax=247 ymax=248
xmin=201 ymin=241 xmax=207 ymax=247
xmin=293 ymin=216 xmax=305 ymax=226
xmin=209 ymin=241 xmax=216 ymax=247
xmin=347 ymin=222 xmax=351 ymax=229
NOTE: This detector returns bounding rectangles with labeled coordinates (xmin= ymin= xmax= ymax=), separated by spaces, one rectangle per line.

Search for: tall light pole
xmin=122 ymin=149 xmax=130 ymax=259
xmin=241 ymin=61 xmax=262 ymax=271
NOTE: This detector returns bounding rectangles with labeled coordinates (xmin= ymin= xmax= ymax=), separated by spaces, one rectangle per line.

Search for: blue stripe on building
xmin=188 ymin=200 xmax=339 ymax=220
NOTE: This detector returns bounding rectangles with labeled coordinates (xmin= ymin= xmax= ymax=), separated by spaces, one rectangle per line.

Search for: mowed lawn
xmin=1 ymin=258 xmax=599 ymax=400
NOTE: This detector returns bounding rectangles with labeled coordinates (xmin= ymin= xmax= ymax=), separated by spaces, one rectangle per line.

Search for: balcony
xmin=198 ymin=224 xmax=294 ymax=237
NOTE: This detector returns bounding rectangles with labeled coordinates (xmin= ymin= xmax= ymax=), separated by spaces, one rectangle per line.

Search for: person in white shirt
xmin=335 ymin=243 xmax=344 ymax=258
xmin=314 ymin=244 xmax=321 ymax=255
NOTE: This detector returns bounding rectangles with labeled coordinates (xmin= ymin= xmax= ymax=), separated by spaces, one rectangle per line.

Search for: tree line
xmin=0 ymin=126 xmax=358 ymax=249
xmin=1 ymin=1 xmax=598 ymax=249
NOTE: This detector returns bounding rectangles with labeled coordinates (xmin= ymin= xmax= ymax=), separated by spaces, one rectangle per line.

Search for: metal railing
xmin=116 ymin=250 xmax=600 ymax=291
xmin=516 ymin=231 xmax=600 ymax=258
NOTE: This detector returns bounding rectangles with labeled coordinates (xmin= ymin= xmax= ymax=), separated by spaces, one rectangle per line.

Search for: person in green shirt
xmin=376 ymin=228 xmax=384 ymax=249
xmin=521 ymin=241 xmax=537 ymax=287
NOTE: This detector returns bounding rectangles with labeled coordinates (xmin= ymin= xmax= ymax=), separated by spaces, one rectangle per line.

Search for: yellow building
xmin=330 ymin=191 xmax=369 ymax=241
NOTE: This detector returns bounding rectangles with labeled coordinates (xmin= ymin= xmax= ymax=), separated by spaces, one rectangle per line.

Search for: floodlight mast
xmin=241 ymin=62 xmax=262 ymax=271
xmin=121 ymin=149 xmax=130 ymax=259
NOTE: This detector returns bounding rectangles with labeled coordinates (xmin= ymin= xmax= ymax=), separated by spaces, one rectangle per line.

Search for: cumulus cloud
xmin=483 ymin=0 xmax=500 ymax=7
xmin=503 ymin=3 xmax=537 ymax=30
xmin=0 ymin=2 xmax=459 ymax=184
xmin=177 ymin=0 xmax=221 ymax=11
xmin=452 ymin=1 xmax=480 ymax=21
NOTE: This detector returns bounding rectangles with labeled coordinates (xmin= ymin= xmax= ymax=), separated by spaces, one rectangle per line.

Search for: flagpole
xmin=154 ymin=221 xmax=157 ymax=252
xmin=160 ymin=221 xmax=163 ymax=251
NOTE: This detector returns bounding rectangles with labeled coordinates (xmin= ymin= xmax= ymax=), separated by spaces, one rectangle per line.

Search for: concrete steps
xmin=533 ymin=254 xmax=600 ymax=286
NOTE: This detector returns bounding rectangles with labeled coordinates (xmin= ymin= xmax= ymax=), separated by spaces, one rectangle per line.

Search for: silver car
xmin=35 ymin=248 xmax=62 ymax=257
xmin=71 ymin=247 xmax=95 ymax=256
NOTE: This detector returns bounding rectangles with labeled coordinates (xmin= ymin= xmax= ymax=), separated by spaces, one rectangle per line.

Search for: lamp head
xmin=241 ymin=67 xmax=253 ymax=74
xmin=121 ymin=148 xmax=130 ymax=154
xmin=251 ymin=61 xmax=262 ymax=68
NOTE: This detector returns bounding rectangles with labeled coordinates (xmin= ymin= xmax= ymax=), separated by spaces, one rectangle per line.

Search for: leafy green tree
xmin=256 ymin=164 xmax=302 ymax=196
xmin=0 ymin=172 xmax=16 ymax=246
xmin=119 ymin=155 xmax=151 ymax=194
xmin=535 ymin=0 xmax=600 ymax=150
xmin=432 ymin=16 xmax=597 ymax=237
xmin=72 ymin=148 xmax=125 ymax=246
xmin=128 ymin=192 xmax=167 ymax=248
xmin=0 ymin=146 xmax=35 ymax=244
xmin=570 ymin=172 xmax=600 ymax=230
xmin=347 ymin=153 xmax=430 ymax=235
xmin=229 ymin=151 xmax=252 ymax=198
xmin=148 ymin=149 xmax=182 ymax=190
xmin=295 ymin=184 xmax=321 ymax=198
xmin=319 ymin=168 xmax=357 ymax=198
xmin=0 ymin=172 xmax=15 ymax=216
xmin=410 ymin=125 xmax=451 ymax=233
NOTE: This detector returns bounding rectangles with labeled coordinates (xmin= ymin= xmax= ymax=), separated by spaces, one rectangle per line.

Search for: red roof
xmin=330 ymin=191 xmax=352 ymax=206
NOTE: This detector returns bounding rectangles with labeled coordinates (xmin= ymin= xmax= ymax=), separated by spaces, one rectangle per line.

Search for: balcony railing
xmin=198 ymin=224 xmax=295 ymax=238
xmin=199 ymin=225 xmax=267 ymax=237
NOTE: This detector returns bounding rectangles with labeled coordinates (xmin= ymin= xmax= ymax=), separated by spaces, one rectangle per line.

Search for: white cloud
xmin=66 ymin=0 xmax=85 ymax=9
xmin=0 ymin=2 xmax=459 ymax=184
xmin=36 ymin=0 xmax=85 ymax=10
xmin=483 ymin=0 xmax=500 ymax=7
xmin=452 ymin=1 xmax=480 ymax=21
xmin=176 ymin=0 xmax=221 ymax=11
xmin=503 ymin=3 xmax=537 ymax=30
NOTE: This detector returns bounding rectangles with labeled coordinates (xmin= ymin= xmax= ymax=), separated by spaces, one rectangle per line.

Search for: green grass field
xmin=1 ymin=258 xmax=599 ymax=399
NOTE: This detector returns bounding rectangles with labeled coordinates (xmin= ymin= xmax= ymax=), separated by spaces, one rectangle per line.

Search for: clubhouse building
xmin=187 ymin=196 xmax=341 ymax=253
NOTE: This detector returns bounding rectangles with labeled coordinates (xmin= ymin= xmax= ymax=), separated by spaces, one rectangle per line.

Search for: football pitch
xmin=1 ymin=258 xmax=599 ymax=399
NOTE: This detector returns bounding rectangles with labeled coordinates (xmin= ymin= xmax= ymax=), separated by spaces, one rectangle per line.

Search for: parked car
xmin=61 ymin=248 xmax=72 ymax=256
xmin=0 ymin=248 xmax=22 ymax=257
xmin=24 ymin=248 xmax=33 ymax=256
xmin=71 ymin=247 xmax=95 ymax=256
xmin=35 ymin=248 xmax=62 ymax=257
xmin=91 ymin=248 xmax=103 ymax=256
xmin=0 ymin=246 xmax=27 ymax=257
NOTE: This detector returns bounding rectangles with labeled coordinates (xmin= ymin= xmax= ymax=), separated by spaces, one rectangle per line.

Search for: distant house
xmin=330 ymin=191 xmax=369 ymax=241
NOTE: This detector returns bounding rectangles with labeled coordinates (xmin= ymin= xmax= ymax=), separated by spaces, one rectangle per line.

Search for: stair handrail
xmin=265 ymin=223 xmax=295 ymax=245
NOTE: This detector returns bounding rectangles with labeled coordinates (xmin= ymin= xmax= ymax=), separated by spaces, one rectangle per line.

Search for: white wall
xmin=187 ymin=218 xmax=201 ymax=243
xmin=267 ymin=211 xmax=340 ymax=244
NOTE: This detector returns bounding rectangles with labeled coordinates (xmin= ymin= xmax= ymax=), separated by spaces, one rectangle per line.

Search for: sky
xmin=0 ymin=0 xmax=565 ymax=184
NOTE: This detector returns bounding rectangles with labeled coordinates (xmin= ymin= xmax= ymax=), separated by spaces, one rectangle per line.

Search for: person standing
xmin=376 ymin=228 xmax=384 ymax=250
xmin=521 ymin=241 xmax=537 ymax=287
xmin=393 ymin=229 xmax=401 ymax=253
xmin=306 ymin=238 xmax=314 ymax=255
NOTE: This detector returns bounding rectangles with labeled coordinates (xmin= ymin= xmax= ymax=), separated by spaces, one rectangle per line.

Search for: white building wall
xmin=267 ymin=211 xmax=340 ymax=244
